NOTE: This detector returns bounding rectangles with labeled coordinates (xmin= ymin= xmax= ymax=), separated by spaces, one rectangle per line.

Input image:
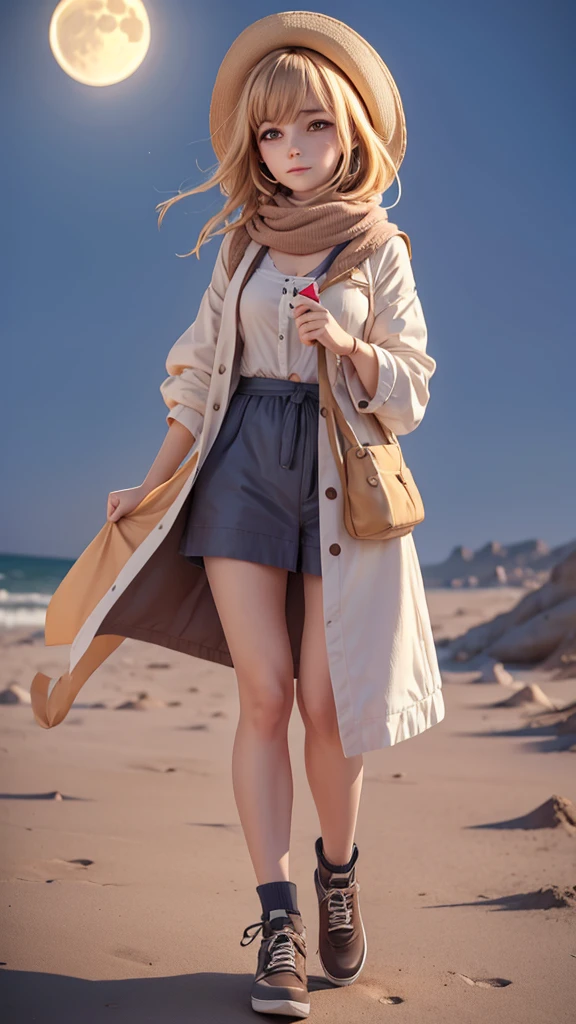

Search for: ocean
xmin=0 ymin=553 xmax=75 ymax=631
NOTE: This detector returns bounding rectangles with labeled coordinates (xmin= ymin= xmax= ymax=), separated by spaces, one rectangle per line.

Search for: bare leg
xmin=203 ymin=557 xmax=296 ymax=885
xmin=296 ymin=573 xmax=364 ymax=866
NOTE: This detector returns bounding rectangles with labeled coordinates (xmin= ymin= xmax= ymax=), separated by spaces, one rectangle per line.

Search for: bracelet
xmin=348 ymin=337 xmax=359 ymax=357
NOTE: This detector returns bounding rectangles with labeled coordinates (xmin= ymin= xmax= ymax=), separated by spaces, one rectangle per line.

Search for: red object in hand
xmin=297 ymin=281 xmax=320 ymax=303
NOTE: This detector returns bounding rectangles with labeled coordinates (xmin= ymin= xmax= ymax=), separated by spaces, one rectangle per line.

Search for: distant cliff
xmin=422 ymin=538 xmax=576 ymax=589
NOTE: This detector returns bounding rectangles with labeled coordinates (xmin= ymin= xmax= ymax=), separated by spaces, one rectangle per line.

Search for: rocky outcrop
xmin=422 ymin=538 xmax=576 ymax=589
xmin=448 ymin=551 xmax=576 ymax=674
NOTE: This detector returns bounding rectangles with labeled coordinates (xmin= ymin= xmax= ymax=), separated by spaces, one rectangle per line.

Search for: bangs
xmin=247 ymin=51 xmax=335 ymax=133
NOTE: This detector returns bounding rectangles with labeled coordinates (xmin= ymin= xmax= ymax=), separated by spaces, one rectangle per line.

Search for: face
xmin=256 ymin=87 xmax=344 ymax=201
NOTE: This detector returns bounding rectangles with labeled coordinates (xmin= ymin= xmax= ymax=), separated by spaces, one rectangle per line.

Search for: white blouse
xmin=161 ymin=235 xmax=432 ymax=443
xmin=238 ymin=248 xmax=334 ymax=383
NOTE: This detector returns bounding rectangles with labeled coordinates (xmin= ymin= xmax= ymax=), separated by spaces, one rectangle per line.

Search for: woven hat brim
xmin=209 ymin=11 xmax=406 ymax=169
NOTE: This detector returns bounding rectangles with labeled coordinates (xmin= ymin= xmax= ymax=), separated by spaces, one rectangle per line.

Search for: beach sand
xmin=1 ymin=587 xmax=575 ymax=1022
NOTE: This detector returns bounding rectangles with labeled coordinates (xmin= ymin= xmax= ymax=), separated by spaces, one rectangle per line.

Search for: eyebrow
xmin=259 ymin=108 xmax=328 ymax=126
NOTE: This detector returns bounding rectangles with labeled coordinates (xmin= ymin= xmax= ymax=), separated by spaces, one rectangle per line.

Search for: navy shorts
xmin=178 ymin=376 xmax=322 ymax=576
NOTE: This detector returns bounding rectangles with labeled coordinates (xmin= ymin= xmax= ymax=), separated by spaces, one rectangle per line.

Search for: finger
xmin=295 ymin=309 xmax=328 ymax=323
xmin=299 ymin=325 xmax=325 ymax=339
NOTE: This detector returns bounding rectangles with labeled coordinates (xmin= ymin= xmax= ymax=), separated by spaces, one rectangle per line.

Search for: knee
xmin=298 ymin=688 xmax=340 ymax=743
xmin=239 ymin=675 xmax=294 ymax=739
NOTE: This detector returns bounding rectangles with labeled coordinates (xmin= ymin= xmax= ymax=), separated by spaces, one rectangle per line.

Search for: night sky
xmin=2 ymin=0 xmax=575 ymax=564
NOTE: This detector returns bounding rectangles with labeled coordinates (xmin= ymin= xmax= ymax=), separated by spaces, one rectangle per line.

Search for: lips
xmin=288 ymin=167 xmax=311 ymax=173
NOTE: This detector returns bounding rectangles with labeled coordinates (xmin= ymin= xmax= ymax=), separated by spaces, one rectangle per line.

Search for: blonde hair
xmin=156 ymin=47 xmax=400 ymax=259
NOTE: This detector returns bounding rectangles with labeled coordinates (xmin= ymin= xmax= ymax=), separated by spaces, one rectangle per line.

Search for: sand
xmin=1 ymin=587 xmax=575 ymax=1023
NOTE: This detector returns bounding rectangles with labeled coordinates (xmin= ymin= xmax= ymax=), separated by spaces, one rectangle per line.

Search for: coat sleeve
xmin=340 ymin=234 xmax=436 ymax=436
xmin=159 ymin=232 xmax=232 ymax=438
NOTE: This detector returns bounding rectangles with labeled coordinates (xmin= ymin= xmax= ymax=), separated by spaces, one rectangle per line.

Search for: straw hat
xmin=209 ymin=11 xmax=406 ymax=171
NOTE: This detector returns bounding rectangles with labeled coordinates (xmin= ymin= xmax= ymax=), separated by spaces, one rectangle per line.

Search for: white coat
xmin=30 ymin=230 xmax=445 ymax=757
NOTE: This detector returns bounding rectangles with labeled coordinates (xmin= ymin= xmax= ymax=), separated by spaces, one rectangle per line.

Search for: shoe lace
xmin=240 ymin=921 xmax=263 ymax=946
xmin=326 ymin=883 xmax=358 ymax=932
xmin=265 ymin=932 xmax=298 ymax=974
xmin=240 ymin=919 xmax=301 ymax=976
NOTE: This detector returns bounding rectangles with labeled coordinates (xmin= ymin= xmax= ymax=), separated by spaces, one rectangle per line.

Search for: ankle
xmin=316 ymin=836 xmax=359 ymax=874
xmin=256 ymin=879 xmax=300 ymax=917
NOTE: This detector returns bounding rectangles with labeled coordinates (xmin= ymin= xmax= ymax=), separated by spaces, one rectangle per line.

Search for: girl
xmin=31 ymin=11 xmax=445 ymax=1020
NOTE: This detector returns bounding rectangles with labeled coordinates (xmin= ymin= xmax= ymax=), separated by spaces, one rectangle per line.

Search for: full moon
xmin=49 ymin=0 xmax=150 ymax=87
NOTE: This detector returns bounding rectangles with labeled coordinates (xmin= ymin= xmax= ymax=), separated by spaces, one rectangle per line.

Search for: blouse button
xmin=325 ymin=487 xmax=337 ymax=499
xmin=320 ymin=407 xmax=328 ymax=417
xmin=282 ymin=287 xmax=287 ymax=294
xmin=329 ymin=543 xmax=341 ymax=556
xmin=213 ymin=402 xmax=220 ymax=411
xmin=218 ymin=364 xmax=226 ymax=374
xmin=279 ymin=334 xmax=284 ymax=341
xmin=358 ymin=400 xmax=369 ymax=408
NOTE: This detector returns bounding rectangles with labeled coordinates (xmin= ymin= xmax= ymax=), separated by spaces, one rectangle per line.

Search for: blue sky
xmin=2 ymin=0 xmax=575 ymax=565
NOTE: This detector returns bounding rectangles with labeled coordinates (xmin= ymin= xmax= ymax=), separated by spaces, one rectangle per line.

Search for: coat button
xmin=218 ymin=364 xmax=226 ymax=374
xmin=329 ymin=543 xmax=341 ymax=556
xmin=213 ymin=402 xmax=220 ymax=411
xmin=325 ymin=487 xmax=337 ymax=499
xmin=367 ymin=475 xmax=379 ymax=486
xmin=358 ymin=400 xmax=369 ymax=408
xmin=320 ymin=407 xmax=328 ymax=417
xmin=356 ymin=448 xmax=368 ymax=458
xmin=282 ymin=287 xmax=287 ymax=294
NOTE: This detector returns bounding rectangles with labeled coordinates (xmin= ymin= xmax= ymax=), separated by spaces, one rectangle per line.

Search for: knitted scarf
xmin=225 ymin=188 xmax=411 ymax=283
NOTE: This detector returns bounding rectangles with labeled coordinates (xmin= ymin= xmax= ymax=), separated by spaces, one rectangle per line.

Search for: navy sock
xmin=316 ymin=836 xmax=358 ymax=874
xmin=256 ymin=880 xmax=300 ymax=917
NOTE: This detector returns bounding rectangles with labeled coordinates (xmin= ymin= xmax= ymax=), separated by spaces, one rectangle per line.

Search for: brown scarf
xmin=225 ymin=188 xmax=411 ymax=283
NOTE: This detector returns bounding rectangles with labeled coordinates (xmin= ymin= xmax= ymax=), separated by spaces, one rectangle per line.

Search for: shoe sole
xmin=318 ymin=914 xmax=368 ymax=987
xmin=251 ymin=996 xmax=310 ymax=1017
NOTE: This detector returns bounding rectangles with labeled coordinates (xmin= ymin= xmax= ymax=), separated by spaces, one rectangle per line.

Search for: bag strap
xmin=316 ymin=249 xmax=401 ymax=470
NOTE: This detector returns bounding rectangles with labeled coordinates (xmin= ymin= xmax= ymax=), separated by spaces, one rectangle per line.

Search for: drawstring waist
xmin=234 ymin=375 xmax=319 ymax=470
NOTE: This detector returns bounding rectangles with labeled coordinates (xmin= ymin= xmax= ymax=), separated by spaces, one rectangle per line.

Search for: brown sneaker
xmin=313 ymin=837 xmax=367 ymax=986
xmin=240 ymin=910 xmax=310 ymax=1018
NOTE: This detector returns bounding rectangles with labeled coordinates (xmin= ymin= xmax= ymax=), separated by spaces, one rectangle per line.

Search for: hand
xmin=107 ymin=484 xmax=148 ymax=523
xmin=293 ymin=301 xmax=356 ymax=357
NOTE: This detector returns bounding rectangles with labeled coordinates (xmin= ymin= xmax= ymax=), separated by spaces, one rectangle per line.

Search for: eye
xmin=259 ymin=128 xmax=280 ymax=142
xmin=309 ymin=120 xmax=332 ymax=131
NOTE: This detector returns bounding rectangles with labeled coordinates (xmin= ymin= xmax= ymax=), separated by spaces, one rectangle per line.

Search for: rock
xmin=0 ymin=683 xmax=32 ymax=705
xmin=449 ymin=550 xmax=576 ymax=662
xmin=511 ymin=885 xmax=576 ymax=910
xmin=495 ymin=684 xmax=555 ymax=709
xmin=115 ymin=691 xmax=168 ymax=711
xmin=488 ymin=596 xmax=576 ymax=662
xmin=514 ymin=794 xmax=576 ymax=833
xmin=478 ymin=660 xmax=515 ymax=686
xmin=556 ymin=712 xmax=576 ymax=736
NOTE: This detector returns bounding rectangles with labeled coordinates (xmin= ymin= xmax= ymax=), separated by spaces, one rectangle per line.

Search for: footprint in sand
xmin=343 ymin=979 xmax=404 ymax=1004
xmin=0 ymin=790 xmax=86 ymax=801
xmin=451 ymin=972 xmax=512 ymax=988
xmin=188 ymin=822 xmax=240 ymax=832
xmin=115 ymin=692 xmax=181 ymax=710
xmin=16 ymin=857 xmax=97 ymax=884
xmin=112 ymin=947 xmax=156 ymax=966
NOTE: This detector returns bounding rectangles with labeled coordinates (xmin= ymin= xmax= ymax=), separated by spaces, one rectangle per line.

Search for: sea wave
xmin=0 ymin=590 xmax=50 ymax=630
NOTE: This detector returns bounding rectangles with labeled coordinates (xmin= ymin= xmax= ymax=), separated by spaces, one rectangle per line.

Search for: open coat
xmin=30 ymin=229 xmax=445 ymax=758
